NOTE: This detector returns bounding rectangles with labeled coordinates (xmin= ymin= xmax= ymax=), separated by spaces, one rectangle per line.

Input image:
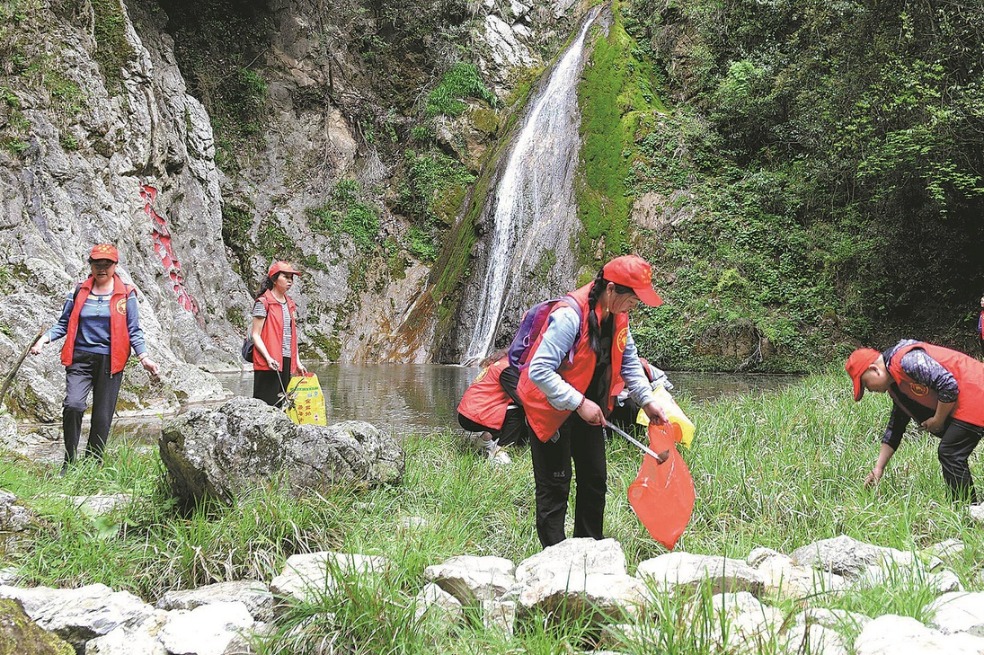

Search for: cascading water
xmin=462 ymin=7 xmax=603 ymax=364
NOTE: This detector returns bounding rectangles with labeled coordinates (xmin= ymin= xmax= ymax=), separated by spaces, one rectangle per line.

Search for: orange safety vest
xmin=60 ymin=275 xmax=134 ymax=375
xmin=887 ymin=341 xmax=984 ymax=427
xmin=253 ymin=290 xmax=299 ymax=374
xmin=457 ymin=355 xmax=513 ymax=430
xmin=518 ymin=284 xmax=629 ymax=442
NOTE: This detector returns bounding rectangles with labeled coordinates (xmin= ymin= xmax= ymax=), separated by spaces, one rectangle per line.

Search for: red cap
xmin=268 ymin=261 xmax=302 ymax=278
xmin=88 ymin=243 xmax=119 ymax=263
xmin=602 ymin=255 xmax=663 ymax=307
xmin=845 ymin=348 xmax=881 ymax=401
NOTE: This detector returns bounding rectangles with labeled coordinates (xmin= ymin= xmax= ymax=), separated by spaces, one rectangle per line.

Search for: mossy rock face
xmin=0 ymin=599 xmax=75 ymax=655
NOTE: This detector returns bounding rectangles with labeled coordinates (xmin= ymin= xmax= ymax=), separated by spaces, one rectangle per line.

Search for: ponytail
xmin=586 ymin=269 xmax=607 ymax=357
xmin=254 ymin=275 xmax=275 ymax=300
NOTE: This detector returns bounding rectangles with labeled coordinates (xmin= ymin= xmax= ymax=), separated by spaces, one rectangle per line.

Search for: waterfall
xmin=462 ymin=7 xmax=603 ymax=364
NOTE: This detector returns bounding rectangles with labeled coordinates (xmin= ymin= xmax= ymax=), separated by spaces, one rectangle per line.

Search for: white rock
xmin=925 ymin=591 xmax=984 ymax=636
xmin=854 ymin=614 xmax=984 ymax=655
xmin=158 ymin=601 xmax=255 ymax=655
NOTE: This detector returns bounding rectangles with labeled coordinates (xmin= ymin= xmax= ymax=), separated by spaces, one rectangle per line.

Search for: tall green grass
xmin=0 ymin=372 xmax=979 ymax=652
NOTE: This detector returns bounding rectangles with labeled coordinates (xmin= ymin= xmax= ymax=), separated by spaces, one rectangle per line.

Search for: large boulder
xmin=159 ymin=398 xmax=404 ymax=507
xmin=0 ymin=598 xmax=74 ymax=655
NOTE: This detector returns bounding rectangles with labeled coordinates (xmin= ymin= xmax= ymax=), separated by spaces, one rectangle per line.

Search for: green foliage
xmin=620 ymin=0 xmax=984 ymax=364
xmin=257 ymin=216 xmax=295 ymax=263
xmin=307 ymin=179 xmax=380 ymax=253
xmin=156 ymin=0 xmax=275 ymax=169
xmin=576 ymin=5 xmax=664 ymax=264
xmin=91 ymin=0 xmax=136 ymax=95
xmin=425 ymin=62 xmax=496 ymax=117
xmin=350 ymin=2 xmax=474 ymax=112
xmin=220 ymin=202 xmax=254 ymax=277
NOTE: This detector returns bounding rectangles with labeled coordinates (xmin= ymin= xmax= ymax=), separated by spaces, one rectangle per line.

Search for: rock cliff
xmin=0 ymin=0 xmax=576 ymax=425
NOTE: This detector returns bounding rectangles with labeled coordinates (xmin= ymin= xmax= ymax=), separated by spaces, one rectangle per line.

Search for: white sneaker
xmin=490 ymin=447 xmax=512 ymax=465
xmin=483 ymin=438 xmax=511 ymax=464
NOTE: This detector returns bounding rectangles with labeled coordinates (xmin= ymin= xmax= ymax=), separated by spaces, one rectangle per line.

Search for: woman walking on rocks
xmin=518 ymin=255 xmax=671 ymax=548
xmin=251 ymin=261 xmax=306 ymax=407
xmin=30 ymin=244 xmax=159 ymax=471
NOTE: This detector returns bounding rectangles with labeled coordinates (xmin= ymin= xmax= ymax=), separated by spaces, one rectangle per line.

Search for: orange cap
xmin=602 ymin=255 xmax=663 ymax=307
xmin=845 ymin=348 xmax=881 ymax=401
xmin=268 ymin=261 xmax=302 ymax=278
xmin=88 ymin=243 xmax=119 ymax=262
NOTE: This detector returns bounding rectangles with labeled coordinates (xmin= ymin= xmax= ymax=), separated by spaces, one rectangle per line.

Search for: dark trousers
xmin=63 ymin=352 xmax=124 ymax=463
xmin=938 ymin=419 xmax=982 ymax=503
xmin=253 ymin=357 xmax=292 ymax=407
xmin=530 ymin=413 xmax=607 ymax=548
xmin=457 ymin=407 xmax=529 ymax=447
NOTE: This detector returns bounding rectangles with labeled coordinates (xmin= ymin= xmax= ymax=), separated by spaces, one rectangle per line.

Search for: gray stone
xmin=157 ymin=601 xmax=255 ymax=655
xmin=925 ymin=591 xmax=984 ymax=637
xmin=511 ymin=538 xmax=649 ymax=623
xmin=156 ymin=580 xmax=274 ymax=622
xmin=854 ymin=614 xmax=984 ymax=655
xmin=269 ymin=551 xmax=390 ymax=603
xmin=424 ymin=555 xmax=516 ymax=605
xmin=790 ymin=535 xmax=931 ymax=580
xmin=636 ymin=551 xmax=764 ymax=596
xmin=413 ymin=583 xmax=463 ymax=624
xmin=0 ymin=583 xmax=155 ymax=650
xmin=0 ymin=490 xmax=35 ymax=532
xmin=159 ymin=398 xmax=404 ymax=507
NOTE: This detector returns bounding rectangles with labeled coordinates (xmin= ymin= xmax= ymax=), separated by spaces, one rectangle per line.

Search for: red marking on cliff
xmin=142 ymin=185 xmax=200 ymax=315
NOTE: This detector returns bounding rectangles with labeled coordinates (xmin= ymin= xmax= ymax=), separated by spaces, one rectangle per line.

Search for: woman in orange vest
xmin=518 ymin=255 xmax=671 ymax=548
xmin=251 ymin=261 xmax=307 ymax=407
xmin=29 ymin=244 xmax=160 ymax=471
xmin=846 ymin=339 xmax=984 ymax=503
xmin=457 ymin=351 xmax=528 ymax=463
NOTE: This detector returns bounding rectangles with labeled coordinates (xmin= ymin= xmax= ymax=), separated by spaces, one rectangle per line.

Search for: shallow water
xmin=211 ymin=364 xmax=800 ymax=435
xmin=15 ymin=364 xmax=801 ymax=463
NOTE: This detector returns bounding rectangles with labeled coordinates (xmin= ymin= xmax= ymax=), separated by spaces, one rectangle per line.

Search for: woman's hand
xmin=642 ymin=400 xmax=669 ymax=425
xmin=140 ymin=356 xmax=160 ymax=378
xmin=297 ymin=362 xmax=308 ymax=376
xmin=864 ymin=466 xmax=884 ymax=487
xmin=576 ymin=397 xmax=605 ymax=426
xmin=30 ymin=335 xmax=48 ymax=355
xmin=266 ymin=356 xmax=280 ymax=371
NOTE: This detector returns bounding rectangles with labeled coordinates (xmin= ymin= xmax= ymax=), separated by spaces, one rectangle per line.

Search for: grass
xmin=0 ymin=372 xmax=979 ymax=652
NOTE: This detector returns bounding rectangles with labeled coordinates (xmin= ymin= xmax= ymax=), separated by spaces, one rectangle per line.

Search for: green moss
xmin=0 ymin=599 xmax=75 ymax=655
xmin=304 ymin=332 xmax=340 ymax=362
xmin=469 ymin=106 xmax=500 ymax=135
xmin=576 ymin=3 xmax=665 ymax=264
xmin=91 ymin=0 xmax=136 ymax=96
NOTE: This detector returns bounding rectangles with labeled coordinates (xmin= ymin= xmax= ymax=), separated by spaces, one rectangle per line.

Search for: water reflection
xmin=214 ymin=364 xmax=801 ymax=435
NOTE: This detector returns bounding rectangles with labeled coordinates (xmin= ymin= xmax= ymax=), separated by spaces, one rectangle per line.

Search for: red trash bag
xmin=627 ymin=422 xmax=696 ymax=549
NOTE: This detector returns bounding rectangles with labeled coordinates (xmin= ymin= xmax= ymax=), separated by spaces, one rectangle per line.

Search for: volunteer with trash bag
xmin=518 ymin=254 xmax=671 ymax=548
xmin=846 ymin=339 xmax=984 ymax=504
xmin=251 ymin=261 xmax=307 ymax=407
xmin=29 ymin=244 xmax=159 ymax=470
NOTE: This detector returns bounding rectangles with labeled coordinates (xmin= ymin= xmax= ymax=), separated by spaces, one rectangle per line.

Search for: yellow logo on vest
xmin=115 ymin=297 xmax=127 ymax=316
xmin=617 ymin=327 xmax=629 ymax=353
xmin=909 ymin=383 xmax=929 ymax=397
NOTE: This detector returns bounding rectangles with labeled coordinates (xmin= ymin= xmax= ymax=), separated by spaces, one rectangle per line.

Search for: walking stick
xmin=0 ymin=327 xmax=46 ymax=410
